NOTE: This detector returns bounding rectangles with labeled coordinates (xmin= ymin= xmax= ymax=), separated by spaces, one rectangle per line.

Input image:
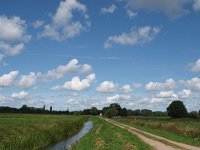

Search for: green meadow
xmin=72 ymin=117 xmax=152 ymax=150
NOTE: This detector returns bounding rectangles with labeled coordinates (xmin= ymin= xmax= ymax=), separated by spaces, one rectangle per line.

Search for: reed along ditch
xmin=46 ymin=121 xmax=93 ymax=150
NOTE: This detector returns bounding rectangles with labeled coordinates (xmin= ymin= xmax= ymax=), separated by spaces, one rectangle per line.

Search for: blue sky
xmin=0 ymin=0 xmax=200 ymax=111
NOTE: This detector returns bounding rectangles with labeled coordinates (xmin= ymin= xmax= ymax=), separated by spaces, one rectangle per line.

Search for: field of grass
xmin=0 ymin=114 xmax=89 ymax=150
xmin=72 ymin=117 xmax=152 ymax=150
xmin=115 ymin=116 xmax=200 ymax=147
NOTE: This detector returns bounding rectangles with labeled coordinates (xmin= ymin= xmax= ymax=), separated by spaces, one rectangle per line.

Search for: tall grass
xmin=0 ymin=114 xmax=88 ymax=150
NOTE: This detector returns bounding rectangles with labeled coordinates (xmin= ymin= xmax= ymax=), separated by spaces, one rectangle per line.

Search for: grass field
xmin=0 ymin=114 xmax=88 ymax=150
xmin=72 ymin=117 xmax=152 ymax=150
xmin=115 ymin=116 xmax=200 ymax=147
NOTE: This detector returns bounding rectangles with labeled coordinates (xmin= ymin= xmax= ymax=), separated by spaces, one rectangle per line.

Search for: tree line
xmin=0 ymin=100 xmax=199 ymax=118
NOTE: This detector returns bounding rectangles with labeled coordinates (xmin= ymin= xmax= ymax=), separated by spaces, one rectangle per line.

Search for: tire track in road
xmin=104 ymin=118 xmax=200 ymax=150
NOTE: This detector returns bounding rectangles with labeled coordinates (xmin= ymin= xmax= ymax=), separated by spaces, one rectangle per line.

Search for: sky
xmin=0 ymin=0 xmax=200 ymax=111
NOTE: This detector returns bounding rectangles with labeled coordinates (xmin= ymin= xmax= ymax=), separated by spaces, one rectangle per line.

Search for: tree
xmin=105 ymin=107 xmax=118 ymax=118
xmin=109 ymin=103 xmax=121 ymax=116
xmin=133 ymin=109 xmax=141 ymax=116
xmin=43 ymin=105 xmax=45 ymax=110
xmin=189 ymin=111 xmax=199 ymax=118
xmin=90 ymin=107 xmax=98 ymax=116
xmin=102 ymin=107 xmax=109 ymax=115
xmin=50 ymin=106 xmax=52 ymax=112
xmin=119 ymin=107 xmax=128 ymax=117
xmin=141 ymin=109 xmax=152 ymax=116
xmin=167 ymin=101 xmax=188 ymax=118
xmin=82 ymin=109 xmax=91 ymax=115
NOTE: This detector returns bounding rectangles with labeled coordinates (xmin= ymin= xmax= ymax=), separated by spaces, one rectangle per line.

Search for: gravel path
xmin=104 ymin=118 xmax=200 ymax=150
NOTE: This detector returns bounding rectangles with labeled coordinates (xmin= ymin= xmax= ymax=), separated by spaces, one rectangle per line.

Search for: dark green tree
xmin=119 ymin=107 xmax=128 ymax=117
xmin=167 ymin=101 xmax=188 ymax=118
xmin=50 ymin=106 xmax=52 ymax=112
xmin=105 ymin=107 xmax=118 ymax=118
xmin=109 ymin=103 xmax=121 ymax=115
xmin=90 ymin=107 xmax=98 ymax=116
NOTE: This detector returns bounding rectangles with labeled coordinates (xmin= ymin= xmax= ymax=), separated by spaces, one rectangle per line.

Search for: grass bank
xmin=72 ymin=117 xmax=152 ymax=150
xmin=0 ymin=114 xmax=88 ymax=150
xmin=115 ymin=116 xmax=200 ymax=147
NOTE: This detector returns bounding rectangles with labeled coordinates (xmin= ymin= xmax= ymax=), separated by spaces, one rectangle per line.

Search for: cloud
xmin=107 ymin=94 xmax=131 ymax=102
xmin=132 ymin=83 xmax=142 ymax=88
xmin=17 ymin=59 xmax=92 ymax=88
xmin=189 ymin=58 xmax=200 ymax=72
xmin=149 ymin=97 xmax=165 ymax=104
xmin=121 ymin=84 xmax=133 ymax=93
xmin=0 ymin=42 xmax=24 ymax=56
xmin=11 ymin=91 xmax=29 ymax=100
xmin=178 ymin=89 xmax=192 ymax=99
xmin=179 ymin=77 xmax=200 ymax=91
xmin=126 ymin=10 xmax=138 ymax=18
xmin=17 ymin=72 xmax=38 ymax=88
xmin=0 ymin=15 xmax=31 ymax=55
xmin=145 ymin=78 xmax=176 ymax=91
xmin=0 ymin=59 xmax=92 ymax=89
xmin=0 ymin=71 xmax=19 ymax=87
xmin=156 ymin=90 xmax=177 ymax=98
xmin=40 ymin=0 xmax=90 ymax=41
xmin=0 ymin=95 xmax=6 ymax=103
xmin=101 ymin=4 xmax=117 ymax=14
xmin=63 ymin=73 xmax=95 ymax=91
xmin=96 ymin=81 xmax=117 ymax=93
xmin=104 ymin=26 xmax=160 ymax=48
xmin=193 ymin=0 xmax=200 ymax=11
xmin=42 ymin=58 xmax=92 ymax=81
xmin=127 ymin=0 xmax=190 ymax=19
xmin=32 ymin=20 xmax=44 ymax=28
xmin=51 ymin=85 xmax=61 ymax=91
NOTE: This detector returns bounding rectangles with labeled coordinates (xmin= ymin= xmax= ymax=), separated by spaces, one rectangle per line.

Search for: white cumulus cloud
xmin=0 ymin=15 xmax=31 ymax=56
xmin=101 ymin=4 xmax=117 ymax=14
xmin=126 ymin=10 xmax=138 ymax=18
xmin=179 ymin=77 xmax=200 ymax=91
xmin=121 ymin=84 xmax=133 ymax=93
xmin=11 ymin=91 xmax=29 ymax=100
xmin=104 ymin=26 xmax=160 ymax=48
xmin=17 ymin=59 xmax=92 ymax=88
xmin=189 ymin=58 xmax=200 ymax=72
xmin=156 ymin=90 xmax=177 ymax=98
xmin=96 ymin=81 xmax=117 ymax=93
xmin=145 ymin=78 xmax=176 ymax=91
xmin=63 ymin=73 xmax=95 ymax=91
xmin=17 ymin=72 xmax=38 ymax=88
xmin=178 ymin=89 xmax=192 ymax=99
xmin=0 ymin=71 xmax=19 ymax=87
xmin=127 ymin=0 xmax=190 ymax=19
xmin=40 ymin=0 xmax=90 ymax=41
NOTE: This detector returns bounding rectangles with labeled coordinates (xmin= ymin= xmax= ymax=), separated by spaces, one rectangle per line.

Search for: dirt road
xmin=104 ymin=118 xmax=200 ymax=150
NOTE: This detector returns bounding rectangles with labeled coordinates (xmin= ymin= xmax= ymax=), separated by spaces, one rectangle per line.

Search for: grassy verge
xmin=0 ymin=114 xmax=89 ymax=150
xmin=72 ymin=117 xmax=152 ymax=150
xmin=115 ymin=117 xmax=200 ymax=147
